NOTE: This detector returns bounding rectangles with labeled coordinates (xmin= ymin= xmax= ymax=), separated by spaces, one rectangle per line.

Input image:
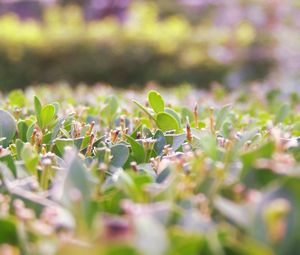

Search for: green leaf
xmin=60 ymin=148 xmax=96 ymax=224
xmin=215 ymin=104 xmax=232 ymax=130
xmin=148 ymin=90 xmax=165 ymax=113
xmin=132 ymin=99 xmax=156 ymax=121
xmin=17 ymin=120 xmax=28 ymax=142
xmin=0 ymin=219 xmax=19 ymax=245
xmin=110 ymin=144 xmax=129 ymax=167
xmin=0 ymin=109 xmax=17 ymax=147
xmin=275 ymin=104 xmax=290 ymax=124
xmin=34 ymin=96 xmax=42 ymax=127
xmin=142 ymin=125 xmax=153 ymax=138
xmin=26 ymin=122 xmax=35 ymax=142
xmin=165 ymin=108 xmax=181 ymax=128
xmin=125 ymin=135 xmax=145 ymax=163
xmin=41 ymin=104 xmax=56 ymax=129
xmin=106 ymin=245 xmax=140 ymax=255
xmin=8 ymin=89 xmax=26 ymax=107
xmin=51 ymin=117 xmax=65 ymax=143
xmin=52 ymin=102 xmax=60 ymax=115
xmin=156 ymin=112 xmax=180 ymax=133
xmin=21 ymin=143 xmax=39 ymax=174
xmin=15 ymin=139 xmax=24 ymax=159
xmin=113 ymin=169 xmax=137 ymax=196
xmin=55 ymin=138 xmax=74 ymax=156
xmin=241 ymin=141 xmax=274 ymax=170
xmin=0 ymin=152 xmax=17 ymax=177
xmin=199 ymin=134 xmax=218 ymax=160
xmin=165 ymin=133 xmax=186 ymax=152
xmin=168 ymin=229 xmax=205 ymax=255
xmin=153 ymin=130 xmax=166 ymax=155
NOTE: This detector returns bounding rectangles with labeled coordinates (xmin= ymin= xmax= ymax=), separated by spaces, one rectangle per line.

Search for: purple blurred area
xmin=0 ymin=0 xmax=43 ymax=20
xmin=85 ymin=0 xmax=131 ymax=21
xmin=0 ymin=0 xmax=132 ymax=20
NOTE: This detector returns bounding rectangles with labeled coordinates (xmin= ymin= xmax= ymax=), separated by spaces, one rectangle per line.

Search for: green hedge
xmin=0 ymin=43 xmax=235 ymax=89
xmin=0 ymin=3 xmax=274 ymax=89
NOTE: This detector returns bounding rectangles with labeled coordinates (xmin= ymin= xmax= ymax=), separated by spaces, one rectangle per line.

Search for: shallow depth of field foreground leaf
xmin=0 ymin=85 xmax=300 ymax=255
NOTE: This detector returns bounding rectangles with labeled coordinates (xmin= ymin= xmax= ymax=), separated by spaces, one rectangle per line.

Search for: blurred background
xmin=0 ymin=0 xmax=299 ymax=90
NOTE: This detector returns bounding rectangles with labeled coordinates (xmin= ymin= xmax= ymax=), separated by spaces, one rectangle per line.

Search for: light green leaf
xmin=132 ymin=99 xmax=156 ymax=121
xmin=17 ymin=120 xmax=28 ymax=142
xmin=165 ymin=108 xmax=181 ymax=128
xmin=148 ymin=90 xmax=164 ymax=113
xmin=156 ymin=112 xmax=180 ymax=133
xmin=21 ymin=143 xmax=39 ymax=174
xmin=34 ymin=96 xmax=42 ymax=127
xmin=8 ymin=89 xmax=26 ymax=107
xmin=41 ymin=104 xmax=56 ymax=129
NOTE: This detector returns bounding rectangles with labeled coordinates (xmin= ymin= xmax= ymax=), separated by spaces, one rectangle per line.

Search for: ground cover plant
xmin=0 ymin=84 xmax=300 ymax=254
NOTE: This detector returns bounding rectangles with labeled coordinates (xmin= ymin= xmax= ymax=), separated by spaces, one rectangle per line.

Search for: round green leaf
xmin=0 ymin=109 xmax=17 ymax=147
xmin=165 ymin=108 xmax=181 ymax=127
xmin=156 ymin=112 xmax=180 ymax=133
xmin=148 ymin=90 xmax=165 ymax=113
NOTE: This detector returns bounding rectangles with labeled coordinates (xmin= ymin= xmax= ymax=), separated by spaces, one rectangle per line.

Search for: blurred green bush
xmin=0 ymin=2 xmax=274 ymax=89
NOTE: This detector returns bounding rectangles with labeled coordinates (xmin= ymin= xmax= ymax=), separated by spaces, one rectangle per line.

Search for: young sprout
xmin=31 ymin=127 xmax=42 ymax=150
xmin=194 ymin=103 xmax=198 ymax=128
xmin=136 ymin=131 xmax=142 ymax=139
xmin=31 ymin=128 xmax=38 ymax=144
xmin=163 ymin=144 xmax=173 ymax=156
xmin=86 ymin=121 xmax=95 ymax=136
xmin=133 ymin=117 xmax=140 ymax=126
xmin=130 ymin=161 xmax=138 ymax=172
xmin=209 ymin=107 xmax=215 ymax=134
xmin=40 ymin=157 xmax=52 ymax=190
xmin=72 ymin=121 xmax=81 ymax=138
xmin=150 ymin=157 xmax=161 ymax=174
xmin=186 ymin=116 xmax=192 ymax=143
xmin=13 ymin=108 xmax=21 ymax=119
xmin=119 ymin=116 xmax=128 ymax=138
xmin=104 ymin=148 xmax=112 ymax=165
xmin=142 ymin=138 xmax=156 ymax=162
xmin=41 ymin=144 xmax=47 ymax=155
xmin=111 ymin=129 xmax=120 ymax=144
xmin=120 ymin=115 xmax=126 ymax=132
xmin=86 ymin=133 xmax=95 ymax=156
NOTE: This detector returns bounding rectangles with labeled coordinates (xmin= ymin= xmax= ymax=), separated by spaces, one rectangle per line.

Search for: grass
xmin=0 ymin=84 xmax=300 ymax=255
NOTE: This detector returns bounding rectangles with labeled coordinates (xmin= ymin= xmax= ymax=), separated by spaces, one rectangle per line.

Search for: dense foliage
xmin=0 ymin=84 xmax=300 ymax=254
xmin=0 ymin=2 xmax=278 ymax=89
